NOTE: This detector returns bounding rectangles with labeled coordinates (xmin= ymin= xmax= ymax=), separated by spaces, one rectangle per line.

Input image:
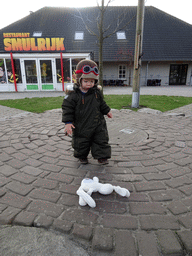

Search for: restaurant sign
xmin=3 ymin=33 xmax=65 ymax=52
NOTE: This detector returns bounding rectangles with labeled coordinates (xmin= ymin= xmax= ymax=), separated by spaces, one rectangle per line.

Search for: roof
xmin=1 ymin=6 xmax=192 ymax=62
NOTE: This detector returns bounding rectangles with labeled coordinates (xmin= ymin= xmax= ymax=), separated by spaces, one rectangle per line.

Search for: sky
xmin=1 ymin=0 xmax=192 ymax=29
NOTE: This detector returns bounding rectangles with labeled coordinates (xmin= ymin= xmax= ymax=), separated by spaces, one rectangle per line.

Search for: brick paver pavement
xmin=0 ymin=103 xmax=192 ymax=255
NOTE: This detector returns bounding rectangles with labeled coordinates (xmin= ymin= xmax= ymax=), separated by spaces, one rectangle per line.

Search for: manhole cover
xmin=107 ymin=123 xmax=148 ymax=145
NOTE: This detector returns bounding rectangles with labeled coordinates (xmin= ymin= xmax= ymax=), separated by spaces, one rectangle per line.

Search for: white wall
xmin=103 ymin=61 xmax=192 ymax=86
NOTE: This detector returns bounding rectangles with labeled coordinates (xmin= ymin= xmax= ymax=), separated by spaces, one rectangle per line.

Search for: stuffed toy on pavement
xmin=76 ymin=176 xmax=130 ymax=208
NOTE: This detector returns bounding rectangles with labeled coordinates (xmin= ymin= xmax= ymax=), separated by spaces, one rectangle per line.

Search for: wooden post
xmin=131 ymin=0 xmax=145 ymax=108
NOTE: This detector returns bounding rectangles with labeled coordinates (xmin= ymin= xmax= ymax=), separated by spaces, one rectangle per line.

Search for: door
xmin=39 ymin=59 xmax=55 ymax=90
xmin=24 ymin=59 xmax=39 ymax=90
xmin=23 ymin=59 xmax=56 ymax=91
xmin=169 ymin=64 xmax=188 ymax=85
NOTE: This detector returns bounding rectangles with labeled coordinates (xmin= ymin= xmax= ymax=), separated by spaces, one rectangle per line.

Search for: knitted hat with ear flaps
xmin=75 ymin=59 xmax=99 ymax=85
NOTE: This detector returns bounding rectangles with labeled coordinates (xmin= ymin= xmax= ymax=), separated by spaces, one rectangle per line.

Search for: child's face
xmin=81 ymin=78 xmax=95 ymax=91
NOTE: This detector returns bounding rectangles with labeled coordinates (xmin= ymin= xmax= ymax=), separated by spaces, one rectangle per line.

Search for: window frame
xmin=118 ymin=65 xmax=126 ymax=79
xmin=74 ymin=31 xmax=84 ymax=41
xmin=116 ymin=31 xmax=126 ymax=40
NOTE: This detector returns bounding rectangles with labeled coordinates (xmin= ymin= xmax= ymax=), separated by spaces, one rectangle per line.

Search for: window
xmin=118 ymin=65 xmax=126 ymax=79
xmin=72 ymin=58 xmax=85 ymax=83
xmin=6 ymin=59 xmax=22 ymax=83
xmin=169 ymin=64 xmax=188 ymax=85
xmin=74 ymin=32 xmax=84 ymax=40
xmin=116 ymin=31 xmax=126 ymax=40
xmin=56 ymin=58 xmax=70 ymax=83
xmin=0 ymin=59 xmax=6 ymax=84
xmin=33 ymin=31 xmax=42 ymax=37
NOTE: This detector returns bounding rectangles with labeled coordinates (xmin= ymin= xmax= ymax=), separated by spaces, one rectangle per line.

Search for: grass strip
xmin=0 ymin=95 xmax=192 ymax=113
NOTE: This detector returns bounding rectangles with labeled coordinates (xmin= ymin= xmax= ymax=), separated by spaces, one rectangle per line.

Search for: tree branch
xmin=103 ymin=14 xmax=135 ymax=39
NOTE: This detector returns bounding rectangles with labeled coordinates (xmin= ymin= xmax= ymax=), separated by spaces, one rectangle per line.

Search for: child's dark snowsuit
xmin=62 ymin=84 xmax=111 ymax=159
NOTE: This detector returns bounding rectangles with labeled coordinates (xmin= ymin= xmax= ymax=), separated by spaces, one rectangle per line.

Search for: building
xmin=0 ymin=6 xmax=192 ymax=92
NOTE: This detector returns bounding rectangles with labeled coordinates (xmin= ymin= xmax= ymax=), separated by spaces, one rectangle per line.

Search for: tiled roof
xmin=1 ymin=6 xmax=192 ymax=61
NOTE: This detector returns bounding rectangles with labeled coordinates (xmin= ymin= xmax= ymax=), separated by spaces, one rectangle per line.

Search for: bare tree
xmin=76 ymin=1 xmax=135 ymax=88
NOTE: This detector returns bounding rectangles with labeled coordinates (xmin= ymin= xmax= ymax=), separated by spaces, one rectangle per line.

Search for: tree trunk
xmin=99 ymin=0 xmax=104 ymax=92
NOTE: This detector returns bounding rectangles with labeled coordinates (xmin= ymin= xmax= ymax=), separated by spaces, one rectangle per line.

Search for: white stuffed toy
xmin=76 ymin=177 xmax=130 ymax=208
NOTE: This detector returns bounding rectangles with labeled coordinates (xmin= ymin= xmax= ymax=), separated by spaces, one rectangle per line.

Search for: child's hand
xmin=64 ymin=123 xmax=75 ymax=135
xmin=107 ymin=111 xmax=113 ymax=118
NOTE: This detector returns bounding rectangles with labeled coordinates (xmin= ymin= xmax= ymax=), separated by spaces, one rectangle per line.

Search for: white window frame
xmin=118 ymin=65 xmax=126 ymax=79
xmin=116 ymin=31 xmax=126 ymax=40
xmin=33 ymin=31 xmax=42 ymax=37
xmin=74 ymin=31 xmax=84 ymax=40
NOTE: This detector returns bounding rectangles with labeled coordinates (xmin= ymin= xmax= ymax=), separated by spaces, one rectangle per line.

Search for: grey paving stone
xmin=128 ymin=192 xmax=149 ymax=202
xmin=6 ymin=159 xmax=26 ymax=169
xmin=175 ymin=141 xmax=186 ymax=148
xmin=39 ymin=156 xmax=58 ymax=164
xmin=0 ymin=203 xmax=7 ymax=212
xmin=6 ymin=181 xmax=33 ymax=196
xmin=25 ymin=142 xmax=39 ymax=150
xmin=156 ymin=230 xmax=183 ymax=256
xmin=24 ymin=158 xmax=43 ymax=167
xmin=94 ymin=200 xmax=127 ymax=214
xmin=33 ymin=178 xmax=58 ymax=189
xmin=165 ymin=176 xmax=192 ymax=188
xmin=116 ymin=174 xmax=142 ymax=182
xmin=11 ymin=173 xmax=36 ymax=184
xmin=178 ymin=212 xmax=192 ymax=229
xmin=130 ymin=202 xmax=166 ymax=215
xmin=149 ymin=189 xmax=182 ymax=202
xmin=58 ymin=194 xmax=79 ymax=206
xmin=59 ymin=184 xmax=79 ymax=195
xmin=0 ymin=192 xmax=31 ymax=209
xmin=29 ymin=188 xmax=61 ymax=203
xmin=47 ymin=173 xmax=74 ymax=183
xmin=135 ymin=181 xmax=166 ymax=192
xmin=27 ymin=200 xmax=64 ymax=218
xmin=140 ymin=216 xmax=180 ymax=230
xmin=144 ymin=173 xmax=171 ymax=181
xmin=61 ymin=209 xmax=98 ymax=225
xmin=177 ymin=230 xmax=192 ymax=254
xmin=156 ymin=163 xmax=178 ymax=171
xmin=72 ymin=223 xmax=92 ymax=240
xmin=117 ymin=161 xmax=142 ymax=167
xmin=13 ymin=211 xmax=37 ymax=226
xmin=39 ymin=163 xmax=62 ymax=172
xmin=92 ymin=227 xmax=113 ymax=251
xmin=182 ymin=146 xmax=192 ymax=154
xmin=174 ymin=157 xmax=192 ymax=166
xmin=0 ymin=141 xmax=10 ymax=148
xmin=167 ymin=201 xmax=188 ymax=215
xmin=132 ymin=166 xmax=158 ymax=174
xmin=12 ymin=152 xmax=28 ymax=161
xmin=0 ymin=176 xmax=10 ymax=187
xmin=141 ymin=159 xmax=165 ymax=167
xmin=99 ymin=214 xmax=138 ymax=229
xmin=60 ymin=166 xmax=87 ymax=176
xmin=136 ymin=231 xmax=160 ymax=256
xmin=0 ymin=165 xmax=17 ymax=177
xmin=167 ymin=167 xmax=191 ymax=178
xmin=0 ymin=206 xmax=21 ymax=224
xmin=114 ymin=230 xmax=137 ymax=256
xmin=20 ymin=166 xmax=43 ymax=176
xmin=12 ymin=143 xmax=25 ymax=150
xmin=0 ymin=152 xmax=12 ymax=162
xmin=182 ymin=197 xmax=192 ymax=211
xmin=52 ymin=219 xmax=73 ymax=233
xmin=57 ymin=160 xmax=80 ymax=168
xmin=34 ymin=214 xmax=53 ymax=228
